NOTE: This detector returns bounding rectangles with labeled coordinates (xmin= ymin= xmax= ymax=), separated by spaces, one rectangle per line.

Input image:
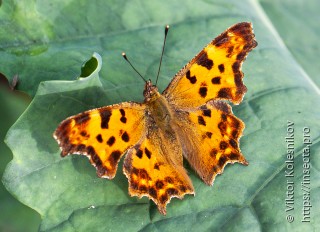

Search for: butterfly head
xmin=143 ymin=80 xmax=160 ymax=102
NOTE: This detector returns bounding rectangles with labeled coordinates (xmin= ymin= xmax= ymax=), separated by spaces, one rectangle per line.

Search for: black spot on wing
xmin=229 ymin=152 xmax=239 ymax=160
xmin=121 ymin=131 xmax=130 ymax=142
xmin=96 ymin=134 xmax=103 ymax=143
xmin=198 ymin=116 xmax=206 ymax=126
xmin=211 ymin=76 xmax=221 ymax=84
xmin=165 ymin=177 xmax=174 ymax=184
xmin=237 ymin=51 xmax=246 ymax=61
xmin=154 ymin=163 xmax=160 ymax=170
xmin=213 ymin=32 xmax=229 ymax=47
xmin=229 ymin=139 xmax=238 ymax=148
xmin=196 ymin=52 xmax=213 ymax=70
xmin=87 ymin=146 xmax=109 ymax=177
xmin=218 ymin=122 xmax=227 ymax=135
xmin=202 ymin=109 xmax=211 ymax=117
xmin=76 ymin=144 xmax=86 ymax=152
xmin=232 ymin=130 xmax=239 ymax=139
xmin=107 ymin=136 xmax=115 ymax=146
xmin=166 ymin=188 xmax=178 ymax=196
xmin=139 ymin=185 xmax=147 ymax=192
xmin=232 ymin=61 xmax=240 ymax=73
xmin=109 ymin=150 xmax=121 ymax=167
xmin=119 ymin=109 xmax=127 ymax=123
xmin=234 ymin=72 xmax=243 ymax=89
xmin=136 ymin=149 xmax=143 ymax=158
xmin=218 ymin=156 xmax=228 ymax=167
xmin=100 ymin=110 xmax=112 ymax=129
xmin=217 ymin=88 xmax=231 ymax=99
xmin=80 ymin=131 xmax=86 ymax=136
xmin=156 ymin=180 xmax=164 ymax=189
xmin=179 ymin=185 xmax=187 ymax=192
xmin=160 ymin=194 xmax=168 ymax=204
xmin=226 ymin=46 xmax=234 ymax=58
xmin=220 ymin=141 xmax=228 ymax=150
xmin=120 ymin=116 xmax=127 ymax=123
xmin=186 ymin=70 xmax=197 ymax=84
xmin=199 ymin=87 xmax=207 ymax=98
xmin=75 ymin=113 xmax=90 ymax=125
xmin=149 ymin=187 xmax=157 ymax=198
xmin=145 ymin=147 xmax=152 ymax=159
xmin=218 ymin=64 xmax=225 ymax=73
xmin=91 ymin=153 xmax=103 ymax=172
xmin=87 ymin=146 xmax=96 ymax=156
xmin=206 ymin=132 xmax=213 ymax=138
xmin=137 ymin=168 xmax=150 ymax=180
xmin=221 ymin=114 xmax=227 ymax=121
xmin=210 ymin=149 xmax=217 ymax=158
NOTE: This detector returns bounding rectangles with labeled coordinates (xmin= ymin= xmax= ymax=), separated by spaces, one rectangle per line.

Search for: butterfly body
xmin=144 ymin=81 xmax=173 ymax=130
xmin=54 ymin=22 xmax=257 ymax=215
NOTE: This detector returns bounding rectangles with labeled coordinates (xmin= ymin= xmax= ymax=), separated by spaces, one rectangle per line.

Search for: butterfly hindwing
xmin=54 ymin=102 xmax=146 ymax=179
xmin=123 ymin=128 xmax=194 ymax=215
xmin=175 ymin=101 xmax=248 ymax=185
xmin=163 ymin=22 xmax=257 ymax=108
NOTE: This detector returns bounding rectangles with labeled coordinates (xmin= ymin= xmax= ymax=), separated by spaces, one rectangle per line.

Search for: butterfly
xmin=54 ymin=22 xmax=257 ymax=215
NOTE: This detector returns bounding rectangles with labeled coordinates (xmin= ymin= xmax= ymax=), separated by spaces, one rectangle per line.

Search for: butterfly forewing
xmin=163 ymin=22 xmax=257 ymax=108
xmin=54 ymin=102 xmax=146 ymax=179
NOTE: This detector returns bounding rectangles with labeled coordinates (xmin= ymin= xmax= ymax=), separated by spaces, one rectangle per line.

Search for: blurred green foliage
xmin=0 ymin=78 xmax=40 ymax=231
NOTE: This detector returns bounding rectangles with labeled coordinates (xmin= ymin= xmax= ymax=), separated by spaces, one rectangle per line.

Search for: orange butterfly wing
xmin=163 ymin=22 xmax=257 ymax=185
xmin=54 ymin=102 xmax=146 ymax=179
xmin=163 ymin=22 xmax=257 ymax=108
xmin=174 ymin=101 xmax=247 ymax=185
xmin=123 ymin=128 xmax=194 ymax=215
xmin=54 ymin=100 xmax=195 ymax=215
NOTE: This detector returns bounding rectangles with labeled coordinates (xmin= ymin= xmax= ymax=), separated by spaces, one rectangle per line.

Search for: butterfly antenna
xmin=155 ymin=25 xmax=169 ymax=86
xmin=122 ymin=52 xmax=147 ymax=82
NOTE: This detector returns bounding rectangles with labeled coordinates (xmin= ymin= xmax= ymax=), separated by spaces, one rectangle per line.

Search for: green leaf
xmin=0 ymin=0 xmax=253 ymax=97
xmin=0 ymin=82 xmax=40 ymax=231
xmin=2 ymin=0 xmax=320 ymax=231
xmin=259 ymin=0 xmax=320 ymax=87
